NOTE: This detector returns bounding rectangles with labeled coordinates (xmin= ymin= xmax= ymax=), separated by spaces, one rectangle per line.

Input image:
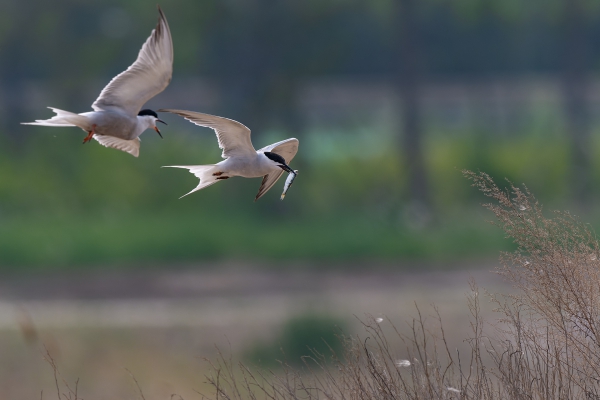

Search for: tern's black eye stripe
xmin=138 ymin=109 xmax=158 ymax=118
xmin=263 ymin=151 xmax=286 ymax=164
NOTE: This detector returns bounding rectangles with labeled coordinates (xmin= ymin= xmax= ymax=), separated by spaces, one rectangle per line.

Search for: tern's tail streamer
xmin=162 ymin=164 xmax=220 ymax=198
xmin=21 ymin=107 xmax=91 ymax=129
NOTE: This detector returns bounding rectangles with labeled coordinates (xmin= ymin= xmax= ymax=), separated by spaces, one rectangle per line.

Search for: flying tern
xmin=22 ymin=6 xmax=173 ymax=157
xmin=159 ymin=109 xmax=299 ymax=201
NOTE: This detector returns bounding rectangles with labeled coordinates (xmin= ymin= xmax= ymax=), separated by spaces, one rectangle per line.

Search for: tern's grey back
xmin=80 ymin=110 xmax=137 ymax=139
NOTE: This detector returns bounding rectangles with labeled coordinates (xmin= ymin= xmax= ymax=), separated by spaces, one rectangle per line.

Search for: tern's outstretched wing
xmin=258 ymin=138 xmax=299 ymax=163
xmin=158 ymin=109 xmax=256 ymax=158
xmin=92 ymin=6 xmax=173 ymax=116
xmin=254 ymin=138 xmax=299 ymax=201
xmin=254 ymin=171 xmax=284 ymax=201
xmin=93 ymin=135 xmax=140 ymax=157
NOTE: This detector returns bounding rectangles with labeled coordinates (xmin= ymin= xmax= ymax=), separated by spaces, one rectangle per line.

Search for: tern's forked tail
xmin=162 ymin=164 xmax=221 ymax=198
xmin=21 ymin=107 xmax=91 ymax=130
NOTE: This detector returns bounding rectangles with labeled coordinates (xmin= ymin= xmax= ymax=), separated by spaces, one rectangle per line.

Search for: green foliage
xmin=244 ymin=312 xmax=346 ymax=367
xmin=1 ymin=121 xmax=596 ymax=270
xmin=0 ymin=209 xmax=510 ymax=271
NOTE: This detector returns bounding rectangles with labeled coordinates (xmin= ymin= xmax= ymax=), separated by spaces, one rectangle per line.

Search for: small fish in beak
xmin=281 ymin=170 xmax=298 ymax=200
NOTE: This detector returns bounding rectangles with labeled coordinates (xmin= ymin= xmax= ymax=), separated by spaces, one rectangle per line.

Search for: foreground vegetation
xmin=30 ymin=170 xmax=600 ymax=399
xmin=195 ymin=171 xmax=600 ymax=399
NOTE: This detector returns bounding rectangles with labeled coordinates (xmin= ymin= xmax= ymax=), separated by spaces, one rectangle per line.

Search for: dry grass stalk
xmin=125 ymin=368 xmax=147 ymax=400
xmin=200 ymin=296 xmax=497 ymax=400
xmin=42 ymin=346 xmax=80 ymax=400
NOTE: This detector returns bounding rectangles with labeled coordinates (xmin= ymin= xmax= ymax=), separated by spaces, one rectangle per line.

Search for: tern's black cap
xmin=138 ymin=109 xmax=159 ymax=118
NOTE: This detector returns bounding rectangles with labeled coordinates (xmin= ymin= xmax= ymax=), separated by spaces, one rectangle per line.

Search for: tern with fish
xmin=160 ymin=109 xmax=299 ymax=201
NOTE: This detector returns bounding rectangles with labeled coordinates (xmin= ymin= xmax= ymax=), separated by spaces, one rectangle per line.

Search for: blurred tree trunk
xmin=562 ymin=0 xmax=590 ymax=204
xmin=222 ymin=0 xmax=269 ymax=137
xmin=217 ymin=0 xmax=301 ymax=209
xmin=2 ymin=82 xmax=26 ymax=143
xmin=1 ymin=37 xmax=28 ymax=143
xmin=220 ymin=0 xmax=301 ymax=143
xmin=394 ymin=0 xmax=431 ymax=212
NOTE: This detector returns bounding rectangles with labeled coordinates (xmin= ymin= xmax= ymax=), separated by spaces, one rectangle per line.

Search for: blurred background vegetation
xmin=4 ymin=1 xmax=600 ymax=397
xmin=2 ymin=0 xmax=600 ymax=271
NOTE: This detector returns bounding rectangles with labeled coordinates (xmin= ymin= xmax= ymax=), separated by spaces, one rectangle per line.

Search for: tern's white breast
xmin=219 ymin=153 xmax=278 ymax=178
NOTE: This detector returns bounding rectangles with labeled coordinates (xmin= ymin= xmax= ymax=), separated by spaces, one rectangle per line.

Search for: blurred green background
xmin=4 ymin=1 xmax=600 ymax=398
xmin=2 ymin=0 xmax=600 ymax=271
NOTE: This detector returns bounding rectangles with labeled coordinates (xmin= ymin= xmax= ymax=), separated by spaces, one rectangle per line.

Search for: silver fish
xmin=281 ymin=170 xmax=298 ymax=200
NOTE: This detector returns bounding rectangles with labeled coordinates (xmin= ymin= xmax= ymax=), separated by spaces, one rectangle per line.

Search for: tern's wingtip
xmin=156 ymin=5 xmax=167 ymax=24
